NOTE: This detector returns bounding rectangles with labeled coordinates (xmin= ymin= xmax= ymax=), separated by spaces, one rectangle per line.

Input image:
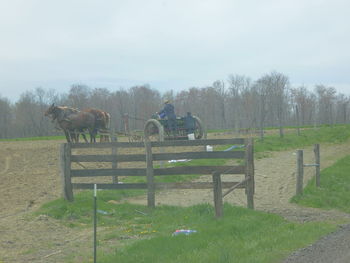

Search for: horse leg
xmin=81 ymin=132 xmax=89 ymax=143
xmin=69 ymin=131 xmax=76 ymax=143
xmin=74 ymin=131 xmax=80 ymax=143
xmin=64 ymin=130 xmax=71 ymax=143
xmin=89 ymin=128 xmax=97 ymax=143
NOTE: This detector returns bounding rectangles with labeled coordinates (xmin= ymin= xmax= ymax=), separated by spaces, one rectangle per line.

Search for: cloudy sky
xmin=0 ymin=0 xmax=349 ymax=101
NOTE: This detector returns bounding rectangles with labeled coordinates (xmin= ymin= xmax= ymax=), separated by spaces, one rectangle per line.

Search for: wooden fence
xmin=296 ymin=144 xmax=320 ymax=195
xmin=60 ymin=138 xmax=255 ymax=217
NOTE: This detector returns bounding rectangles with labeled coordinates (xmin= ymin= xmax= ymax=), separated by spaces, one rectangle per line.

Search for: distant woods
xmin=0 ymin=71 xmax=349 ymax=139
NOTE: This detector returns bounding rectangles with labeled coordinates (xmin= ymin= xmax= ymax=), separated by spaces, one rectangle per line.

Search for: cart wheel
xmin=144 ymin=119 xmax=164 ymax=142
xmin=193 ymin=116 xmax=205 ymax=139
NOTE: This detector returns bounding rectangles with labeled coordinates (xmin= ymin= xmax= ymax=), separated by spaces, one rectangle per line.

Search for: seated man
xmin=184 ymin=112 xmax=196 ymax=135
xmin=159 ymin=100 xmax=177 ymax=135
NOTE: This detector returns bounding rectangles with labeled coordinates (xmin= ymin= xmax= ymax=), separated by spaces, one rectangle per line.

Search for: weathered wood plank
xmin=222 ymin=177 xmax=250 ymax=197
xmin=145 ymin=141 xmax=155 ymax=208
xmin=154 ymin=165 xmax=245 ymax=175
xmin=154 ymin=181 xmax=243 ymax=189
xmin=69 ymin=138 xmax=245 ymax=149
xmin=73 ymin=183 xmax=147 ymax=190
xmin=152 ymin=151 xmax=245 ymax=161
xmin=314 ymin=144 xmax=320 ymax=187
xmin=150 ymin=138 xmax=245 ymax=147
xmin=60 ymin=143 xmax=74 ymax=201
xmin=296 ymin=149 xmax=304 ymax=195
xmin=70 ymin=141 xmax=145 ymax=149
xmin=71 ymin=154 xmax=146 ymax=162
xmin=71 ymin=151 xmax=244 ymax=163
xmin=70 ymin=165 xmax=245 ymax=177
xmin=213 ymin=172 xmax=223 ymax=218
xmin=111 ymin=137 xmax=118 ymax=183
xmin=72 ymin=181 xmax=244 ymax=190
xmin=71 ymin=168 xmax=147 ymax=177
xmin=245 ymin=138 xmax=254 ymax=209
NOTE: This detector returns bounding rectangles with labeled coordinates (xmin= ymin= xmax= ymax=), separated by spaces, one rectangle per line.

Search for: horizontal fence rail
xmin=73 ymin=181 xmax=246 ymax=190
xmin=71 ymin=165 xmax=246 ymax=177
xmin=69 ymin=138 xmax=245 ymax=149
xmin=70 ymin=151 xmax=245 ymax=163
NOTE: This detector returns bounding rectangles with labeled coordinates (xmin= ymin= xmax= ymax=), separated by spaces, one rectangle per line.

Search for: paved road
xmin=283 ymin=224 xmax=350 ymax=263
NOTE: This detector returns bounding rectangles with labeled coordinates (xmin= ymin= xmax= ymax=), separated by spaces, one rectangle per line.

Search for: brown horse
xmin=45 ymin=104 xmax=96 ymax=143
xmin=83 ymin=108 xmax=111 ymax=142
xmin=45 ymin=105 xmax=80 ymax=141
xmin=45 ymin=104 xmax=80 ymax=142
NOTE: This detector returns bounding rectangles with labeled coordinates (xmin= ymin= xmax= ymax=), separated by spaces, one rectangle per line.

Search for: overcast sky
xmin=0 ymin=0 xmax=349 ymax=102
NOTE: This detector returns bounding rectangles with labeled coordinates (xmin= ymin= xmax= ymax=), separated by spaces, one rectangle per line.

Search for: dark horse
xmin=45 ymin=104 xmax=96 ymax=143
xmin=83 ymin=108 xmax=111 ymax=142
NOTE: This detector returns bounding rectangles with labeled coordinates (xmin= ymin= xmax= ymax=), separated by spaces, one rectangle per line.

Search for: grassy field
xmin=291 ymin=155 xmax=350 ymax=213
xmin=33 ymin=125 xmax=350 ymax=262
xmin=38 ymin=194 xmax=336 ymax=263
xmin=254 ymin=125 xmax=350 ymax=153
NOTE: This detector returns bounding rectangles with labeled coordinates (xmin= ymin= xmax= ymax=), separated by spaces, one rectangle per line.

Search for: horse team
xmin=45 ymin=104 xmax=111 ymax=143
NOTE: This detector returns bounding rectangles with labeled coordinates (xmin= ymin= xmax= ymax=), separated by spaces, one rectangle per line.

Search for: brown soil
xmin=1 ymin=134 xmax=350 ymax=262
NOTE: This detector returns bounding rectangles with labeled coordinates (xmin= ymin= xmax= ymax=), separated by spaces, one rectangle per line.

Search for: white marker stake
xmin=93 ymin=184 xmax=97 ymax=263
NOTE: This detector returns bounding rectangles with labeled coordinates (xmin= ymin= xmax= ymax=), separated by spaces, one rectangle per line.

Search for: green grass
xmin=291 ymin=155 xmax=350 ymax=213
xmin=101 ymin=205 xmax=334 ymax=263
xmin=32 ymin=124 xmax=350 ymax=262
xmin=204 ymin=125 xmax=350 ymax=159
xmin=36 ymin=195 xmax=336 ymax=263
xmin=37 ymin=190 xmax=145 ymax=227
xmin=2 ymin=125 xmax=350 ymax=147
xmin=254 ymin=125 xmax=350 ymax=153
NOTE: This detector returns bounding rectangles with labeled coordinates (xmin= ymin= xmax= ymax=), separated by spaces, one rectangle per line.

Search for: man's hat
xmin=164 ymin=99 xmax=170 ymax=104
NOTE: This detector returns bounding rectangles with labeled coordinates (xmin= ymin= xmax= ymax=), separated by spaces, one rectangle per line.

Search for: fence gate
xmin=60 ymin=138 xmax=255 ymax=216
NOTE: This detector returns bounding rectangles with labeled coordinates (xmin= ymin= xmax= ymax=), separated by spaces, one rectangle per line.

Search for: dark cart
xmin=144 ymin=115 xmax=205 ymax=141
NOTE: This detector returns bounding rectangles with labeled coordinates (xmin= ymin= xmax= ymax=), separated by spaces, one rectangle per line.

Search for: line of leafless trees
xmin=0 ymin=71 xmax=349 ymax=139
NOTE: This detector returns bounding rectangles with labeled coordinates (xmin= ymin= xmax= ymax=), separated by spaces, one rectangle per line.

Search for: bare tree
xmin=212 ymin=80 xmax=227 ymax=129
xmin=67 ymin=84 xmax=91 ymax=109
xmin=254 ymin=79 xmax=270 ymax=140
xmin=227 ymin=75 xmax=253 ymax=132
xmin=315 ymin=85 xmax=337 ymax=126
xmin=0 ymin=96 xmax=12 ymax=138
xmin=2 ymin=72 xmax=350 ymax=140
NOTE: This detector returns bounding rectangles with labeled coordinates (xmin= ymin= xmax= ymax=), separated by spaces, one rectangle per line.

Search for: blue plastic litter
xmin=224 ymin=145 xmax=245 ymax=151
xmin=172 ymin=229 xmax=197 ymax=236
xmin=97 ymin=209 xmax=109 ymax=215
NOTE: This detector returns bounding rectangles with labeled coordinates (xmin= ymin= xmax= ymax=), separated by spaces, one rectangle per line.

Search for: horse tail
xmin=104 ymin=112 xmax=111 ymax=129
xmin=101 ymin=111 xmax=111 ymax=142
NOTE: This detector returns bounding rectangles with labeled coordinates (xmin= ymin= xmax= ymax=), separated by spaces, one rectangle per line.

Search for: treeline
xmin=0 ymin=71 xmax=349 ymax=139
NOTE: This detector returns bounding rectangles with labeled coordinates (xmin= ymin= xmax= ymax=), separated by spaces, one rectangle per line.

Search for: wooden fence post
xmin=296 ymin=149 xmax=304 ymax=195
xmin=60 ymin=143 xmax=74 ymax=201
xmin=212 ymin=172 xmax=223 ymax=218
xmin=245 ymin=138 xmax=254 ymax=209
xmin=295 ymin=105 xmax=301 ymax=136
xmin=314 ymin=144 xmax=320 ymax=187
xmin=145 ymin=140 xmax=155 ymax=208
xmin=112 ymin=139 xmax=118 ymax=184
xmin=123 ymin=113 xmax=130 ymax=135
